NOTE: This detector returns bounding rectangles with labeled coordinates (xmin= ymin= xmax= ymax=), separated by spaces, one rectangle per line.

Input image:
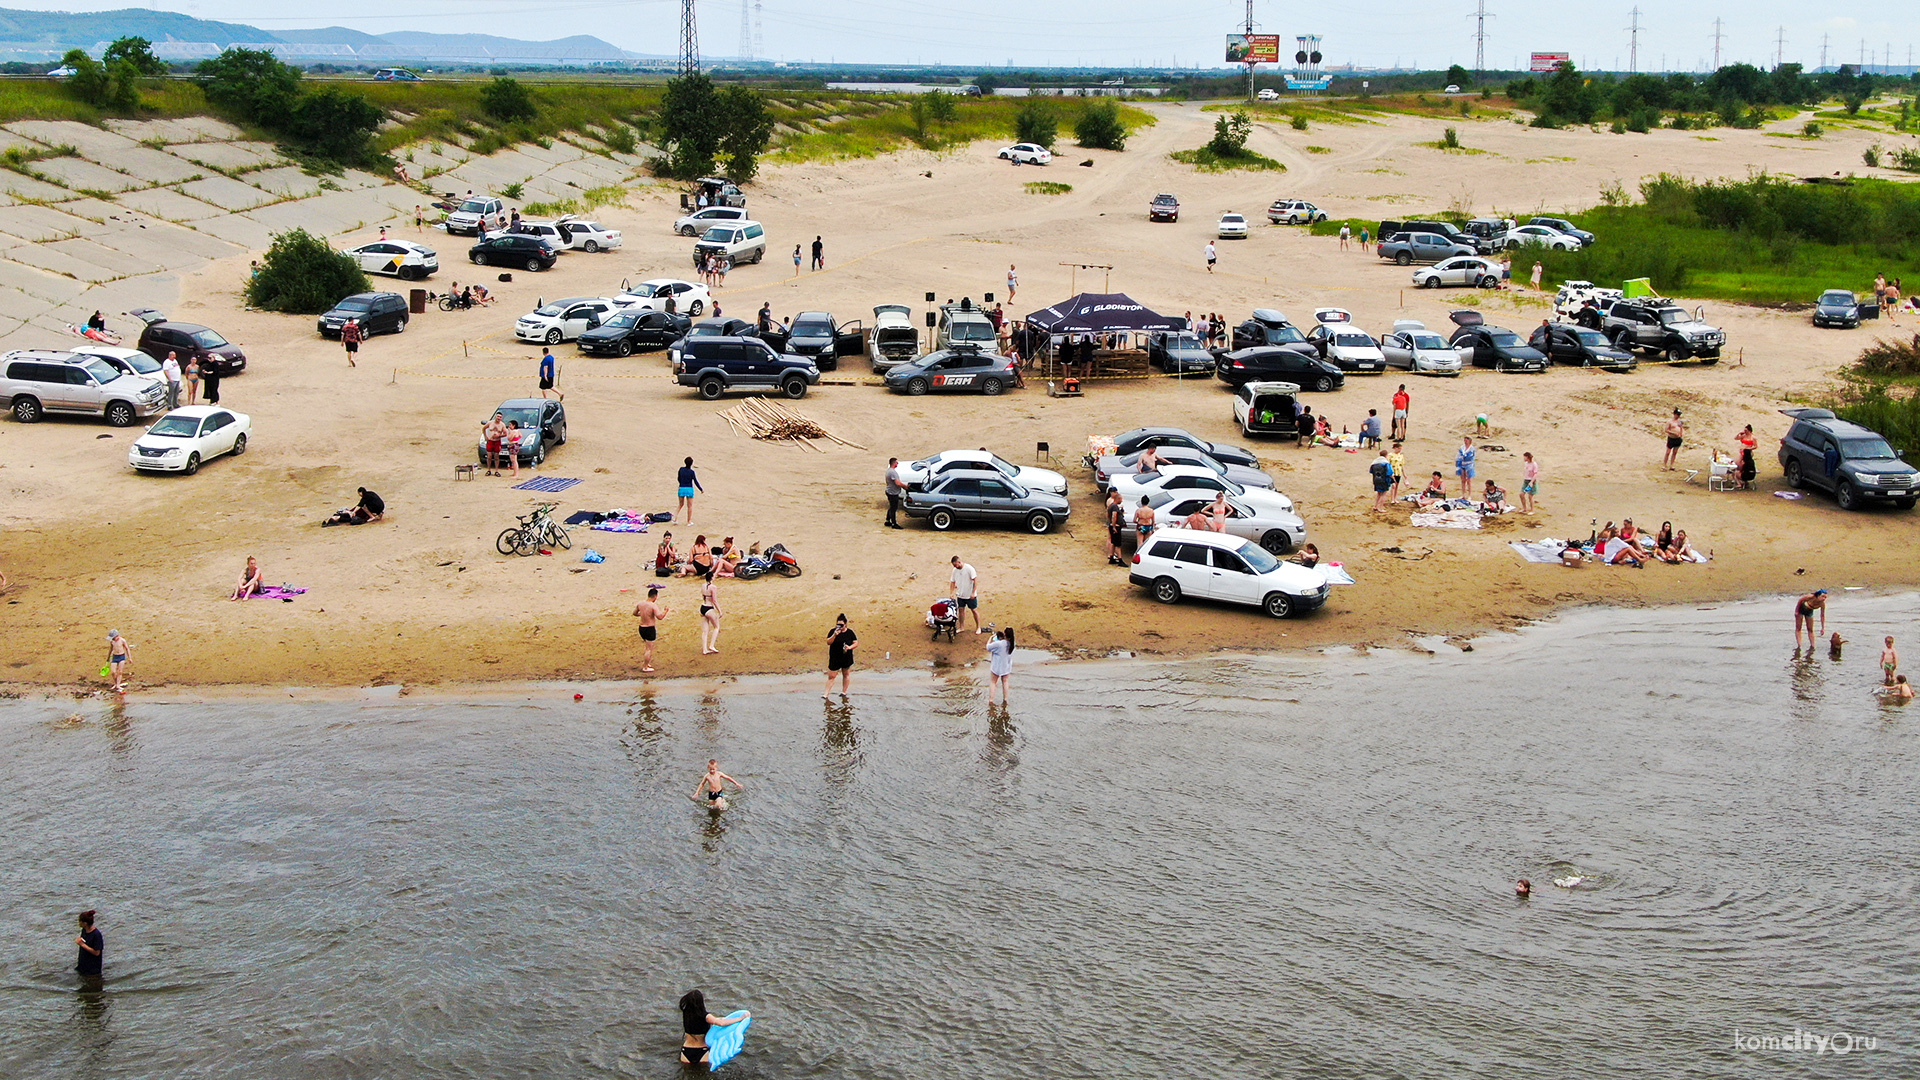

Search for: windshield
xmin=792 ymin=316 xmax=833 ymax=335
xmin=1237 ymin=541 xmax=1282 ymax=574
xmin=458 ymin=199 xmax=490 ymax=214
xmin=984 ymin=454 xmax=1017 ymax=476
xmin=1574 ymin=330 xmax=1611 ymax=346
xmin=334 ymin=298 xmax=373 ymax=312
xmin=1819 ymin=291 xmax=1853 ymax=305
xmin=688 ymin=323 xmax=726 ymax=336
xmin=535 ymin=302 xmax=568 ymax=316
xmin=700 ymin=227 xmax=736 ymax=242
xmin=146 ymin=415 xmax=199 ymax=437
xmin=1841 ymin=438 xmax=1896 ymax=460
xmin=1656 ymin=309 xmax=1691 ymax=325
xmin=951 ymin=321 xmax=995 ymax=342
xmin=627 ymin=283 xmax=663 ymax=298
xmin=1165 ymin=333 xmax=1203 ymax=351
xmin=1487 ymin=331 xmax=1522 ymax=346
xmin=1331 ymin=333 xmax=1373 ymax=348
xmin=1168 ymin=454 xmax=1227 ymax=477
xmin=498 ymin=408 xmax=542 ymax=427
xmin=83 ymin=359 xmax=119 ymax=384
xmin=1410 ymin=333 xmax=1449 ymax=350
xmin=190 ymin=329 xmax=229 ymax=349
xmin=1268 ymin=326 xmax=1307 ymax=344
xmin=604 ymin=312 xmax=638 ymax=328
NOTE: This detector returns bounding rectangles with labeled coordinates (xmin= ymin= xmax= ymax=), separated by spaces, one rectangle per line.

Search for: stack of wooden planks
xmin=717 ymin=397 xmax=866 ymax=451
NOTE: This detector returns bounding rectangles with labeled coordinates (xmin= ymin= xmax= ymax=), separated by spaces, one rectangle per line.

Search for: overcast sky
xmin=67 ymin=0 xmax=1920 ymax=70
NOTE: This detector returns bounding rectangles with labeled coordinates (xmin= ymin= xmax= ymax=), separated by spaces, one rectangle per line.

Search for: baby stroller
xmin=927 ymin=597 xmax=959 ymax=642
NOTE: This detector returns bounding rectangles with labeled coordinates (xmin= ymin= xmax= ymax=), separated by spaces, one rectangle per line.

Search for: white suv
xmin=2 ymin=350 xmax=167 ymax=426
xmin=1267 ymin=199 xmax=1327 ymax=225
xmin=445 ymin=195 xmax=507 ymax=236
xmin=1128 ymin=526 xmax=1329 ymax=618
xmin=673 ymin=205 xmax=749 ymax=236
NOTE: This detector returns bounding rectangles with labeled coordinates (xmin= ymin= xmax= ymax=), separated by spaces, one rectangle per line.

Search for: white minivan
xmin=1128 ymin=527 xmax=1329 ymax=618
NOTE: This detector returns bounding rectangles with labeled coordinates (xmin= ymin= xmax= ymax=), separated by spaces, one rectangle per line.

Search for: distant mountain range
xmin=0 ymin=7 xmax=654 ymax=64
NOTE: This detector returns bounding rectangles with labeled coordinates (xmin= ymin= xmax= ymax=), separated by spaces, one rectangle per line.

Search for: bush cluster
xmin=245 ymin=229 xmax=371 ymax=314
xmin=197 ymin=49 xmax=383 ymax=164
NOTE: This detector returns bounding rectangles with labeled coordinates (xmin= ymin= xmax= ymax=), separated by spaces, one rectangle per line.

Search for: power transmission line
xmin=680 ymin=0 xmax=699 ymax=74
xmin=753 ymin=0 xmax=763 ymax=61
xmin=1626 ymin=6 xmax=1642 ymax=74
xmin=1468 ymin=0 xmax=1493 ymax=74
xmin=1774 ymin=26 xmax=1785 ymax=69
xmin=1711 ymin=18 xmax=1723 ymax=71
xmin=1820 ymin=33 xmax=1828 ymax=71
xmin=737 ymin=0 xmax=749 ymax=59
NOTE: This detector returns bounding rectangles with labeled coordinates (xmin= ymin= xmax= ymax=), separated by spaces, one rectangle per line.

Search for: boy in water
xmin=693 ymin=759 xmax=743 ymax=809
xmin=1884 ymin=636 xmax=1900 ymax=686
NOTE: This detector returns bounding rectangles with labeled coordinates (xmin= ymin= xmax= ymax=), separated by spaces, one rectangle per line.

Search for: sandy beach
xmin=2 ymin=101 xmax=1914 ymax=691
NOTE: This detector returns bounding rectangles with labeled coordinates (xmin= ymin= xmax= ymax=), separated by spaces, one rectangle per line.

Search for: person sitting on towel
xmin=1417 ymin=472 xmax=1450 ymax=507
xmin=1480 ymin=480 xmax=1507 ymax=512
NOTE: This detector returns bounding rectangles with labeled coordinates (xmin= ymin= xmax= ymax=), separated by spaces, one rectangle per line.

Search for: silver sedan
xmin=1126 ymin=494 xmax=1308 ymax=555
xmin=1380 ymin=328 xmax=1464 ymax=375
xmin=1095 ymin=445 xmax=1273 ymax=492
xmin=1411 ymin=255 xmax=1502 ymax=289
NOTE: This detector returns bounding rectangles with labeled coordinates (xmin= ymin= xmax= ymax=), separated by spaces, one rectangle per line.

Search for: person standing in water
xmin=679 ymin=989 xmax=748 ymax=1067
xmin=693 ymin=759 xmax=743 ymax=810
xmin=1883 ymin=635 xmax=1900 ymax=686
xmin=1793 ymin=589 xmax=1827 ymax=650
xmin=105 ymin=630 xmax=131 ymax=693
xmin=986 ymin=627 xmax=1014 ymax=704
xmin=825 ymin=613 xmax=857 ymax=698
xmin=75 ymin=910 xmax=103 ymax=980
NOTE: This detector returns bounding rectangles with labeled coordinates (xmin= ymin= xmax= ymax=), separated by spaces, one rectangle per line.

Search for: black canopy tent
xmin=1022 ymin=293 xmax=1182 ymax=379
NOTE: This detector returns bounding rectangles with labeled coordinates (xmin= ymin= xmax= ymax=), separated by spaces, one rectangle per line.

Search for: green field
xmin=765 ymin=95 xmax=1156 ymax=163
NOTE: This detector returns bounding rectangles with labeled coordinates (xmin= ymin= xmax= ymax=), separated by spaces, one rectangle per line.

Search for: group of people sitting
xmin=442 ymin=281 xmax=494 ymax=309
xmin=653 ymin=532 xmax=750 ymax=579
xmin=1561 ymin=518 xmax=1700 ymax=568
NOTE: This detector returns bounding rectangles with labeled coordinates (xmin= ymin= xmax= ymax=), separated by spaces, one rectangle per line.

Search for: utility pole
xmin=679 ymin=0 xmax=700 ymax=74
xmin=1243 ymin=0 xmax=1256 ymax=102
xmin=1712 ymin=18 xmax=1723 ymax=71
xmin=1626 ymin=7 xmax=1642 ymax=74
xmin=1860 ymin=39 xmax=1866 ymax=72
xmin=1820 ymin=33 xmax=1828 ymax=72
xmin=1774 ymin=26 xmax=1785 ymax=69
xmin=1469 ymin=0 xmax=1493 ymax=75
xmin=736 ymin=0 xmax=750 ymax=59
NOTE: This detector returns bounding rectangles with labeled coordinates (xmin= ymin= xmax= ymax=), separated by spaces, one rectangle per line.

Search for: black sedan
xmin=902 ymin=468 xmax=1071 ymax=534
xmin=1214 ymin=346 xmax=1346 ymax=392
xmin=577 ymin=309 xmax=690 ymax=356
xmin=1450 ymin=325 xmax=1547 ymax=372
xmin=1147 ymin=331 xmax=1216 ymax=374
xmin=1112 ymin=426 xmax=1261 ymax=469
xmin=1812 ymin=290 xmax=1862 ymax=329
xmin=884 ymin=346 xmax=1023 ymax=396
xmin=469 ymin=234 xmax=556 ymax=271
xmin=1528 ymin=323 xmax=1636 ymax=371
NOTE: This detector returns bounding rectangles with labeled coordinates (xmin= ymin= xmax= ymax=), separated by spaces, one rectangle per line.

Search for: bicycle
xmin=495 ymin=503 xmax=572 ymax=557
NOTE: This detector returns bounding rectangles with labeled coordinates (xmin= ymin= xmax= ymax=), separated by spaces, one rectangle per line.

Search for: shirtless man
xmin=634 ymin=586 xmax=668 ymax=673
xmin=482 ymin=413 xmax=509 ymax=477
xmin=1136 ymin=445 xmax=1162 ymax=474
xmin=693 ymin=759 xmax=743 ymax=810
xmin=1662 ymin=408 xmax=1685 ymax=471
xmin=1132 ymin=496 xmax=1157 ymax=547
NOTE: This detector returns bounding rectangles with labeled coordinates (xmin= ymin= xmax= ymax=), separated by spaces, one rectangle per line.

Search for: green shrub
xmin=1074 ymin=99 xmax=1127 ymax=150
xmin=1024 ymin=181 xmax=1072 ymax=194
xmin=1864 ymin=143 xmax=1882 ymax=167
xmin=1441 ymin=126 xmax=1460 ymax=148
xmin=480 ymin=77 xmax=537 ymax=123
xmin=245 ymin=228 xmax=370 ymax=314
xmin=1850 ymin=335 xmax=1920 ymax=379
xmin=1290 ymin=113 xmax=1309 ymax=131
xmin=287 ymin=88 xmax=382 ymax=162
xmin=1209 ymin=111 xmax=1251 ymax=155
xmin=1834 ymin=382 xmax=1920 ymax=459
xmin=1803 ymin=120 xmax=1822 ymax=136
xmin=501 ymin=181 xmax=524 ymax=199
xmin=1015 ymin=102 xmax=1057 ymax=149
xmin=602 ymin=123 xmax=637 ymax=155
xmin=197 ymin=48 xmax=300 ymax=124
xmin=1892 ymin=146 xmax=1920 ymax=173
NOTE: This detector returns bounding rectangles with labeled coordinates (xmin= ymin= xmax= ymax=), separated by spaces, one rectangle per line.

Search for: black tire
xmin=1026 ymin=511 xmax=1052 ymax=534
xmin=106 ymin=401 xmax=134 ymax=427
xmin=553 ymin=422 xmax=566 ymax=446
xmin=688 ymin=300 xmax=704 ymax=317
xmin=1262 ymin=592 xmax=1295 ymax=619
xmin=735 ymin=564 xmax=765 ymax=580
xmin=781 ymin=376 xmax=807 ymax=400
xmin=698 ymin=377 xmax=725 ymax=400
xmin=1396 ymin=251 xmax=1412 ymax=265
xmin=1607 ymin=327 xmax=1629 ymax=348
xmin=980 ymin=377 xmax=1004 ymax=396
xmin=583 ymin=240 xmax=599 ymax=253
xmin=183 ymin=452 xmax=200 ymax=476
xmin=11 ymin=397 xmax=40 ymax=423
xmin=526 ymin=258 xmax=543 ymax=272
xmin=394 ymin=318 xmax=407 ymax=334
xmin=929 ymin=507 xmax=955 ymax=531
xmin=1478 ymin=275 xmax=1499 ymax=289
xmin=1421 ymin=277 xmax=1439 ymax=289
xmin=680 ymin=226 xmax=697 ymax=237
xmin=1260 ymin=529 xmax=1293 ymax=555
xmin=553 ymin=526 xmax=572 ymax=550
xmin=906 ymin=377 xmax=930 ymax=396
xmin=1784 ymin=459 xmax=1805 ymax=489
xmin=544 ymin=328 xmax=563 ymax=345
xmin=615 ymin=340 xmax=632 ymax=357
xmin=470 ymin=251 xmax=484 ymax=264
xmin=775 ymin=561 xmax=802 ymax=578
xmin=231 ymin=433 xmax=246 ymax=455
xmin=1665 ymin=345 xmax=1686 ymax=365
xmin=497 ymin=528 xmax=522 ymax=555
xmin=1152 ymin=576 xmax=1182 ymax=604
xmin=439 ymin=296 xmax=458 ymax=311
xmin=1835 ymin=480 xmax=1859 ymax=511
xmin=1496 ymin=358 xmax=1509 ymax=373
xmin=1313 ymin=375 xmax=1333 ymax=393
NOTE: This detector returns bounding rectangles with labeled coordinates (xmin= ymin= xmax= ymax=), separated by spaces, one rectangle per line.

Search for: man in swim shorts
xmin=634 ymin=586 xmax=668 ymax=673
xmin=1662 ymin=408 xmax=1685 ymax=471
xmin=694 ymin=759 xmax=742 ymax=809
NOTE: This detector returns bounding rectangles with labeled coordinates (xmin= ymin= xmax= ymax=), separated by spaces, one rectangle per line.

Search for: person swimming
xmin=679 ymin=989 xmax=748 ymax=1066
xmin=1515 ymin=879 xmax=1531 ymax=898
xmin=693 ymin=759 xmax=742 ymax=810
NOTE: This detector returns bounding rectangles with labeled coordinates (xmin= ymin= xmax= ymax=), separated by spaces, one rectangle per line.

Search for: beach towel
xmin=1509 ymin=540 xmax=1570 ymax=563
xmin=590 ymin=519 xmax=651 ymax=533
xmin=249 ymin=585 xmax=307 ymax=601
xmin=1311 ymin=562 xmax=1356 ymax=586
xmin=1411 ymin=509 xmax=1482 ymax=530
xmin=564 ymin=510 xmax=601 ymax=525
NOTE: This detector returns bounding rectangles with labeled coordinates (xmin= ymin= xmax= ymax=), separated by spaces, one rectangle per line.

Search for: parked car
xmin=477 ymin=398 xmax=567 ymax=466
xmin=133 ymin=312 xmax=246 ymax=376
xmin=671 ymin=336 xmax=819 ymax=400
xmin=1305 ymin=309 xmax=1386 ymax=374
xmin=613 ymin=278 xmax=710 ymax=317
xmin=1447 ymin=311 xmax=1547 ymax=372
xmin=1812 ymin=290 xmax=1864 ymax=329
xmin=71 ymin=344 xmax=164 ymax=383
xmin=1149 ymin=193 xmax=1180 ymax=222
xmin=1135 ymin=494 xmax=1308 ymax=555
xmin=1108 ymin=463 xmax=1293 ymax=513
xmin=1603 ymin=297 xmax=1724 ymax=364
xmin=1461 ymin=217 xmax=1509 ymax=251
xmin=1528 ymin=323 xmax=1636 ymax=371
xmin=1218 ymin=212 xmax=1249 ymax=239
xmin=937 ymin=301 xmax=998 ymax=350
xmin=1501 ymin=223 xmax=1580 ymax=250
xmin=1267 ymin=199 xmax=1327 ymax=225
xmin=885 ymin=346 xmax=1022 ymax=396
xmin=1528 ymin=215 xmax=1595 ymax=246
xmin=373 ymin=68 xmax=422 ymax=82
xmin=343 ymin=238 xmax=438 ymax=280
xmin=1216 ymin=346 xmax=1346 ymax=392
xmin=1777 ymin=408 xmax=1917 ymax=510
xmin=318 ymin=292 xmax=409 ymax=338
xmin=1231 ymin=309 xmax=1318 ymax=355
xmin=1377 ymin=231 xmax=1476 ymax=265
xmin=576 ymin=308 xmax=690 ymax=356
xmin=1112 ymin=427 xmax=1262 ymax=469
xmin=902 ymin=469 xmax=1070 ymax=534
xmin=1148 ymin=331 xmax=1216 ymax=374
xmin=469 ymin=234 xmax=555 ymax=272
xmin=673 ymin=317 xmax=790 ymax=354
xmin=1378 ymin=321 xmax=1464 ymax=376
xmin=693 ymin=221 xmax=767 ymax=267
xmin=127 ymin=406 xmax=250 ymax=474
xmin=1378 ymin=219 xmax=1477 ymax=249
xmin=1 ymin=350 xmax=165 ymax=426
xmin=898 ymin=449 xmax=1067 ymax=496
xmin=483 ymin=220 xmax=568 ymax=254
xmin=690 ymin=177 xmax=747 ymax=208
xmin=786 ymin=311 xmax=865 ymax=371
xmin=998 ymin=143 xmax=1052 ymax=165
xmin=1129 ymin=527 xmax=1330 ymax=618
xmin=870 ymin=304 xmax=919 ymax=370
xmin=1096 ymin=445 xmax=1274 ymax=493
xmin=1553 ymin=280 xmax=1623 ymax=319
xmin=1231 ymin=380 xmax=1303 ymax=439
xmin=515 ymin=297 xmax=616 ymax=345
xmin=673 ymin=205 xmax=749 ymax=237
xmin=1412 ymin=255 xmax=1502 ymax=289
xmin=445 ymin=195 xmax=507 ymax=236
xmin=555 ymin=216 xmax=621 ymax=252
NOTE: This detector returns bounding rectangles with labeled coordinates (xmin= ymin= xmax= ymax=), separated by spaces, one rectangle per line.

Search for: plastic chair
xmin=1707 ymin=455 xmax=1737 ymax=491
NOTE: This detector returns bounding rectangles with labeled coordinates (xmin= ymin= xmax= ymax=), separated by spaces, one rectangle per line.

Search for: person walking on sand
xmin=1519 ymin=451 xmax=1539 ymax=513
xmin=949 ymin=556 xmax=981 ymax=633
xmin=693 ymin=759 xmax=742 ymax=810
xmin=1662 ymin=408 xmax=1685 ymax=471
xmin=810 ymin=235 xmax=824 ymax=271
xmin=1370 ymin=449 xmax=1395 ymax=512
xmin=1391 ymin=384 xmax=1410 ymax=441
xmin=1006 ymin=264 xmax=1018 ymax=300
xmin=1105 ymin=488 xmax=1127 ymax=565
xmin=340 ymin=318 xmax=362 ymax=368
xmin=1204 ymin=240 xmax=1217 ymax=273
xmin=634 ymin=586 xmax=668 ymax=673
xmin=793 ymin=244 xmax=803 ymax=276
xmin=698 ymin=567 xmax=722 ymax=654
xmin=538 ymin=346 xmax=561 ymax=400
xmin=1793 ymin=589 xmax=1827 ymax=650
xmin=1883 ymin=636 xmax=1900 ymax=686
xmin=105 ymin=630 xmax=130 ymax=693
xmin=1454 ymin=436 xmax=1477 ymax=498
xmin=987 ymin=627 xmax=1015 ymax=704
xmin=825 ymin=613 xmax=857 ymax=697
xmin=1529 ymin=261 xmax=1544 ymax=292
xmin=75 ymin=910 xmax=104 ymax=981
xmin=884 ymin=457 xmax=906 ymax=529
xmin=676 ymin=457 xmax=703 ymax=525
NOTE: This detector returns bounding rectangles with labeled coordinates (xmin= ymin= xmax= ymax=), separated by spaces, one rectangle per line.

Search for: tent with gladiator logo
xmin=1024 ymin=292 xmax=1181 ymax=334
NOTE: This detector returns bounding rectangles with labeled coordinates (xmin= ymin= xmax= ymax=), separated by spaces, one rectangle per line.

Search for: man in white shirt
xmin=884 ymin=457 xmax=905 ymax=529
xmin=160 ymin=352 xmax=182 ymax=409
xmin=949 ymin=555 xmax=981 ymax=633
xmin=1204 ymin=241 xmax=1217 ymax=273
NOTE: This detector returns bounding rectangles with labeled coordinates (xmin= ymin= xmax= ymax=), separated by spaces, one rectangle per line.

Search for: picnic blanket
xmin=250 ymin=585 xmax=307 ymax=600
xmin=512 ymin=476 xmax=582 ymax=493
xmin=1411 ymin=509 xmax=1483 ymax=530
xmin=1311 ymin=562 xmax=1356 ymax=586
xmin=1510 ymin=540 xmax=1569 ymax=563
xmin=590 ymin=519 xmax=652 ymax=533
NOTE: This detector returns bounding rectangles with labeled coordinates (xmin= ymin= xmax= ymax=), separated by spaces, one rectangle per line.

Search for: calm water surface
xmin=3 ymin=595 xmax=1916 ymax=1078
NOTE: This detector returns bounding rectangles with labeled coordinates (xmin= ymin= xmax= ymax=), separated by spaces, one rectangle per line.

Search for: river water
xmin=4 ymin=595 xmax=1916 ymax=1078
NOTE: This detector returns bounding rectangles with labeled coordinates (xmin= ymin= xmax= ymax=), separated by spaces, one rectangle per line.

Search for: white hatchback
xmin=1128 ymin=527 xmax=1330 ymax=618
xmin=128 ymin=406 xmax=251 ymax=475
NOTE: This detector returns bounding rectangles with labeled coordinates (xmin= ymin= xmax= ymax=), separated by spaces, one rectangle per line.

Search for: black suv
xmin=318 ymin=292 xmax=409 ymax=338
xmin=577 ymin=309 xmax=690 ymax=356
xmin=134 ymin=314 xmax=247 ymax=376
xmin=1230 ymin=308 xmax=1317 ymax=354
xmin=672 ymin=335 xmax=820 ymax=400
xmin=1448 ymin=311 xmax=1547 ymax=372
xmin=469 ymin=234 xmax=556 ymax=272
xmin=1777 ymin=408 xmax=1917 ymax=510
xmin=785 ymin=311 xmax=866 ymax=372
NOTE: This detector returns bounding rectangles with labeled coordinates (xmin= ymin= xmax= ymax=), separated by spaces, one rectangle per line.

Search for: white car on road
xmin=1379 ymin=320 xmax=1464 ymax=375
xmin=515 ymin=297 xmax=617 ymax=344
xmin=998 ymin=143 xmax=1052 ymax=165
xmin=342 ymin=238 xmax=439 ymax=280
xmin=1218 ymin=212 xmax=1250 ymax=239
xmin=1107 ymin=464 xmax=1295 ymax=514
xmin=128 ymin=406 xmax=250 ymax=475
xmin=1128 ymin=527 xmax=1330 ymax=618
xmin=1502 ymin=224 xmax=1580 ymax=250
xmin=613 ymin=278 xmax=711 ymax=317
xmin=900 ymin=449 xmax=1067 ymax=496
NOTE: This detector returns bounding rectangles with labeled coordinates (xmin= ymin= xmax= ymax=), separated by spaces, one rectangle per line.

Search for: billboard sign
xmin=1530 ymin=51 xmax=1570 ymax=72
xmin=1227 ymin=34 xmax=1281 ymax=64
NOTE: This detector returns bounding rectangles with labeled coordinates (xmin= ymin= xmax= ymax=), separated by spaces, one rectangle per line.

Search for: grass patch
xmin=766 ymin=94 xmax=1155 ymax=163
xmin=1421 ymin=142 xmax=1489 ymax=154
xmin=1829 ymin=379 xmax=1920 ymax=457
xmin=1023 ymin=180 xmax=1071 ymax=195
xmin=522 ymin=184 xmax=630 ymax=218
xmin=1305 ymin=145 xmax=1332 ymax=154
xmin=1169 ymin=146 xmax=1284 ymax=172
xmin=0 ymin=142 xmax=78 ymax=174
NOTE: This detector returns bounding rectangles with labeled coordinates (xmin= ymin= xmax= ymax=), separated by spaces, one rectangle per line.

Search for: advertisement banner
xmin=1227 ymin=34 xmax=1281 ymax=64
xmin=1530 ymin=51 xmax=1569 ymax=72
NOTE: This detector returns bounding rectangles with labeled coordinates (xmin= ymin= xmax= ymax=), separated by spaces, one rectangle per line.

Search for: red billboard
xmin=1227 ymin=34 xmax=1281 ymax=64
xmin=1530 ymin=52 xmax=1570 ymax=72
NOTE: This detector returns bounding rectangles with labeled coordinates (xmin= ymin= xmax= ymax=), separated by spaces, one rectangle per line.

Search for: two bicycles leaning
xmin=496 ymin=503 xmax=572 ymax=557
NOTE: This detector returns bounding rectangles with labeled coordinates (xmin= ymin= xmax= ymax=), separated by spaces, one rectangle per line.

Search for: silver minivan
xmin=2 ymin=350 xmax=167 ymax=426
xmin=692 ymin=221 xmax=767 ymax=267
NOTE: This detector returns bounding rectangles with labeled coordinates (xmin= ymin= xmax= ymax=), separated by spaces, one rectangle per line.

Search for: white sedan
xmin=515 ymin=297 xmax=617 ymax=344
xmin=1412 ymin=255 xmax=1502 ymax=289
xmin=613 ymin=277 xmax=711 ymax=317
xmin=342 ymin=239 xmax=439 ymax=280
xmin=1107 ymin=464 xmax=1294 ymax=514
xmin=998 ymin=143 xmax=1052 ymax=165
xmin=1502 ymin=224 xmax=1580 ymax=250
xmin=557 ymin=216 xmax=621 ymax=252
xmin=128 ymin=406 xmax=250 ymax=475
xmin=1379 ymin=321 xmax=1464 ymax=376
xmin=900 ymin=449 xmax=1067 ymax=496
xmin=1218 ymin=212 xmax=1249 ymax=239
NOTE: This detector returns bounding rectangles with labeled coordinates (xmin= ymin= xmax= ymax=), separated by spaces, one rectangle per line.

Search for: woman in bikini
xmin=678 ymin=989 xmax=748 ymax=1067
xmin=698 ymin=567 xmax=722 ymax=654
xmin=713 ymin=536 xmax=742 ymax=578
xmin=685 ymin=536 xmax=714 ymax=577
xmin=1793 ymin=589 xmax=1827 ymax=649
xmin=1417 ymin=471 xmax=1449 ymax=508
xmin=229 ymin=556 xmax=264 ymax=600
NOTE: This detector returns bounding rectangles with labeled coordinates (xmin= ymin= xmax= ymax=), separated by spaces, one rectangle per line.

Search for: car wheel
xmin=688 ymin=301 xmax=704 ymax=317
xmin=930 ymin=508 xmax=955 ymax=531
xmin=1496 ymin=358 xmax=1509 ymax=373
xmin=470 ymin=251 xmax=484 ymax=264
xmin=106 ymin=402 xmax=134 ymax=427
xmin=1665 ymin=345 xmax=1685 ymax=365
xmin=394 ymin=318 xmax=407 ymax=334
xmin=1607 ymin=327 xmax=1629 ymax=348
xmin=1152 ymin=577 xmax=1182 ymax=604
xmin=583 ymin=240 xmax=599 ymax=253
xmin=616 ymin=340 xmax=632 ymax=357
xmin=781 ymin=376 xmax=807 ymax=399
xmin=12 ymin=397 xmax=42 ymax=423
xmin=1313 ymin=375 xmax=1332 ymax=392
xmin=231 ymin=433 xmax=246 ymax=455
xmin=553 ymin=423 xmax=566 ymax=446
xmin=1395 ymin=252 xmax=1412 ymax=265
xmin=681 ymin=226 xmax=697 ymax=237
xmin=526 ymin=258 xmax=544 ymax=272
xmin=1479 ymin=275 xmax=1498 ymax=289
xmin=1784 ymin=459 xmax=1805 ymax=489
xmin=1262 ymin=592 xmax=1295 ymax=619
xmin=540 ymin=328 xmax=561 ymax=345
xmin=1026 ymin=511 xmax=1052 ymax=534
xmin=1835 ymin=480 xmax=1859 ymax=511
xmin=1420 ymin=277 xmax=1438 ymax=289
xmin=906 ymin=377 xmax=930 ymax=396
xmin=1259 ymin=529 xmax=1293 ymax=555
xmin=532 ymin=446 xmax=545 ymax=466
xmin=980 ymin=377 xmax=1004 ymax=396
xmin=697 ymin=377 xmax=725 ymax=401
xmin=183 ymin=452 xmax=200 ymax=476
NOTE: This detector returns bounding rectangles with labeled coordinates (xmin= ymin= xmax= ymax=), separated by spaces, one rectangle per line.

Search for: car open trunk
xmin=1244 ymin=386 xmax=1301 ymax=438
